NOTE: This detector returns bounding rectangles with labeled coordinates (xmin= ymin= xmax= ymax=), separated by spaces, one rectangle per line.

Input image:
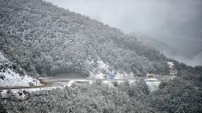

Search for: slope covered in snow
xmin=0 ymin=52 xmax=40 ymax=87
xmin=0 ymin=0 xmax=169 ymax=78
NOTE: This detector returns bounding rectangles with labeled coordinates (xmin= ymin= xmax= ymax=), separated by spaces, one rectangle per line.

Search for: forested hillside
xmin=0 ymin=0 xmax=169 ymax=77
xmin=136 ymin=35 xmax=202 ymax=67
xmin=136 ymin=35 xmax=186 ymax=57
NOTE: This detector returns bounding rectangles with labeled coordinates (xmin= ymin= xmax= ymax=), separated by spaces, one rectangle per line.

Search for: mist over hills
xmin=0 ymin=0 xmax=169 ymax=77
xmin=135 ymin=34 xmax=202 ymax=66
xmin=45 ymin=0 xmax=202 ymax=66
xmin=1 ymin=1 xmax=202 ymax=113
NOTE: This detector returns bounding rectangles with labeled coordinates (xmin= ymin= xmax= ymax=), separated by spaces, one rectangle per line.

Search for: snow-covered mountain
xmin=0 ymin=0 xmax=169 ymax=78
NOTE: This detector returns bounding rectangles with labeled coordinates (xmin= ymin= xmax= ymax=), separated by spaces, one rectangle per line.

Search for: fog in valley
xmin=45 ymin=0 xmax=202 ymax=66
xmin=1 ymin=0 xmax=202 ymax=112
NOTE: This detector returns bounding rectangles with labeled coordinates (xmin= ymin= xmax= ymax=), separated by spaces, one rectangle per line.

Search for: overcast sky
xmin=45 ymin=0 xmax=202 ymax=66
xmin=45 ymin=0 xmax=202 ymax=36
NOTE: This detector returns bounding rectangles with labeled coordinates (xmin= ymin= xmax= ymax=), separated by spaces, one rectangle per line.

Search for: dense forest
xmin=0 ymin=0 xmax=169 ymax=78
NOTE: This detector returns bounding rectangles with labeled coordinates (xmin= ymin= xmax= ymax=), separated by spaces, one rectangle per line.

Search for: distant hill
xmin=0 ymin=0 xmax=169 ymax=77
xmin=136 ymin=35 xmax=202 ymax=66
xmin=136 ymin=35 xmax=183 ymax=56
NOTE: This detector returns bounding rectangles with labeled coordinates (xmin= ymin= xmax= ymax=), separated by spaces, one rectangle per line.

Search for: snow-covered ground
xmin=0 ymin=52 xmax=41 ymax=87
xmin=167 ymin=61 xmax=174 ymax=69
xmin=0 ymin=77 xmax=166 ymax=100
xmin=88 ymin=59 xmax=134 ymax=79
xmin=145 ymin=78 xmax=161 ymax=92
xmin=1 ymin=85 xmax=65 ymax=100
xmin=0 ymin=68 xmax=40 ymax=87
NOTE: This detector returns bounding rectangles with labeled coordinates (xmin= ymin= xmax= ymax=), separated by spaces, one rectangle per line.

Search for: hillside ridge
xmin=0 ymin=0 xmax=169 ymax=78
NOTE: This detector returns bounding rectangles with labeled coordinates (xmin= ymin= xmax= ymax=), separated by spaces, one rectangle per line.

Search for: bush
xmin=112 ymin=81 xmax=118 ymax=87
xmin=0 ymin=74 xmax=5 ymax=80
